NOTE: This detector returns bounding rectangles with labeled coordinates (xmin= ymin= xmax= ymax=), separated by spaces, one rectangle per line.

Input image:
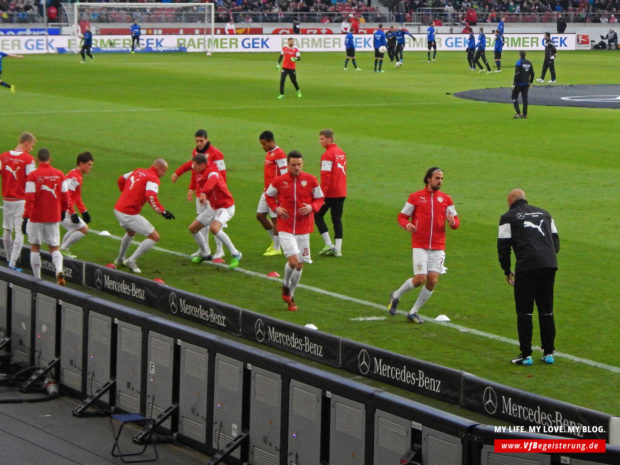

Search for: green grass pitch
xmin=1 ymin=49 xmax=618 ymax=415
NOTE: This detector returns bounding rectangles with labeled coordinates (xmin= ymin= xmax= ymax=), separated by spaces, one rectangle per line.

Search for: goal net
xmin=62 ymin=2 xmax=215 ymax=53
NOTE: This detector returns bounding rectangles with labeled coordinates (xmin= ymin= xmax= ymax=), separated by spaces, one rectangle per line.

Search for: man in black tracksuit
xmin=512 ymin=50 xmax=534 ymax=119
xmin=537 ymin=32 xmax=557 ymax=83
xmin=386 ymin=26 xmax=397 ymax=62
xmin=497 ymin=189 xmax=560 ymax=366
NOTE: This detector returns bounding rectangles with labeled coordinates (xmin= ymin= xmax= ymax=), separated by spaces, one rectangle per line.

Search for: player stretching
xmin=0 ymin=51 xmax=22 ymax=93
xmin=373 ymin=24 xmax=387 ymax=72
xmin=265 ymin=151 xmax=324 ymax=311
xmin=113 ymin=159 xmax=175 ymax=273
xmin=256 ymin=131 xmax=287 ymax=256
xmin=172 ymin=129 xmax=226 ymax=261
xmin=276 ymin=38 xmax=302 ymax=99
xmin=1 ymin=132 xmax=36 ymax=271
xmin=388 ymin=167 xmax=460 ymax=323
xmin=23 ymin=148 xmax=69 ymax=285
xmin=189 ymin=154 xmax=242 ymax=269
xmin=60 ymin=152 xmax=94 ymax=258
xmin=427 ymin=23 xmax=437 ymax=62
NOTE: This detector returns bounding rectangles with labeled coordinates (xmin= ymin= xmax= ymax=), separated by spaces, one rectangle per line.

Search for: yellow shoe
xmin=263 ymin=244 xmax=282 ymax=256
xmin=10 ymin=85 xmax=15 ymax=94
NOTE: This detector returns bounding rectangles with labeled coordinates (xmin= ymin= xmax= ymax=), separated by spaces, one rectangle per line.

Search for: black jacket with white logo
xmin=497 ymin=199 xmax=559 ymax=275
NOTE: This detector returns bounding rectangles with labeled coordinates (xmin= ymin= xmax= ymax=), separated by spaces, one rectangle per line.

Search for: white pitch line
xmin=90 ymin=228 xmax=619 ymax=374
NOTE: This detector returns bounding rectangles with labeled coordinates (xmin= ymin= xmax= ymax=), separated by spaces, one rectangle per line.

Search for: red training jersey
xmin=398 ymin=187 xmax=459 ymax=250
xmin=175 ymin=143 xmax=226 ymax=193
xmin=198 ymin=163 xmax=234 ymax=210
xmin=65 ymin=167 xmax=87 ymax=214
xmin=265 ymin=171 xmax=324 ymax=235
xmin=281 ymin=46 xmax=300 ymax=70
xmin=320 ymin=143 xmax=347 ymax=198
xmin=114 ymin=167 xmax=165 ymax=215
xmin=24 ymin=162 xmax=69 ymax=223
xmin=264 ymin=146 xmax=287 ymax=190
xmin=0 ymin=150 xmax=36 ymax=200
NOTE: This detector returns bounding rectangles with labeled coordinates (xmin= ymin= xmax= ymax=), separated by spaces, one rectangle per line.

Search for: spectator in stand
xmin=465 ymin=8 xmax=478 ymax=26
xmin=557 ymin=14 xmax=567 ymax=33
xmin=341 ymin=17 xmax=349 ymax=34
xmin=225 ymin=19 xmax=235 ymax=34
xmin=606 ymin=29 xmax=618 ymax=48
xmin=610 ymin=15 xmax=618 ymax=24
xmin=292 ymin=19 xmax=300 ymax=34
xmin=350 ymin=14 xmax=360 ymax=33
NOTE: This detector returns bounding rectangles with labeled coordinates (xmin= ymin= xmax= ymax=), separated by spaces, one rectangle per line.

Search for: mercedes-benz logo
xmin=516 ymin=213 xmax=525 ymax=220
xmin=357 ymin=349 xmax=371 ymax=375
xmin=168 ymin=292 xmax=178 ymax=315
xmin=483 ymin=386 xmax=498 ymax=415
xmin=254 ymin=319 xmax=266 ymax=343
xmin=94 ymin=269 xmax=103 ymax=290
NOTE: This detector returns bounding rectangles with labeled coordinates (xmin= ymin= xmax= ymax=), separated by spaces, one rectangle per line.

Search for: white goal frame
xmin=66 ymin=2 xmax=214 ymax=53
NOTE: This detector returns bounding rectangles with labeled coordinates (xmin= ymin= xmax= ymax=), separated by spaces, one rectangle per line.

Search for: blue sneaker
xmin=388 ymin=292 xmax=399 ymax=315
xmin=511 ymin=354 xmax=533 ymax=366
xmin=407 ymin=312 xmax=424 ymax=324
xmin=540 ymin=354 xmax=554 ymax=365
xmin=8 ymin=266 xmax=22 ymax=272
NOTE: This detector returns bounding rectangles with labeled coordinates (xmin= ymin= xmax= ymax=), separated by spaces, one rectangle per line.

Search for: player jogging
xmin=512 ymin=50 xmax=534 ymax=119
xmin=130 ymin=21 xmax=141 ymax=53
xmin=188 ymin=154 xmax=242 ymax=269
xmin=172 ymin=129 xmax=226 ymax=261
xmin=388 ymin=167 xmax=460 ymax=323
xmin=1 ymin=132 xmax=36 ymax=271
xmin=265 ymin=151 xmax=324 ymax=311
xmin=80 ymin=25 xmax=94 ymax=63
xmin=0 ymin=51 xmax=22 ymax=94
xmin=373 ymin=24 xmax=387 ymax=72
xmin=59 ymin=151 xmax=94 ymax=258
xmin=427 ymin=23 xmax=437 ymax=62
xmin=474 ymin=28 xmax=491 ymax=73
xmin=344 ymin=30 xmax=361 ymax=71
xmin=256 ymin=131 xmax=287 ymax=256
xmin=276 ymin=38 xmax=302 ymax=99
xmin=466 ymin=31 xmax=476 ymax=70
xmin=23 ymin=148 xmax=69 ymax=285
xmin=113 ymin=159 xmax=175 ymax=273
xmin=493 ymin=29 xmax=504 ymax=71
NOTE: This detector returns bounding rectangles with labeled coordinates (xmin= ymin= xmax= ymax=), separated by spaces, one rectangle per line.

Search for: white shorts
xmin=2 ymin=200 xmax=25 ymax=231
xmin=28 ymin=222 xmax=60 ymax=247
xmin=114 ymin=209 xmax=154 ymax=237
xmin=256 ymin=192 xmax=276 ymax=218
xmin=412 ymin=248 xmax=446 ymax=275
xmin=197 ymin=205 xmax=235 ymax=228
xmin=61 ymin=213 xmax=87 ymax=232
xmin=195 ymin=197 xmax=208 ymax=215
xmin=279 ymin=232 xmax=312 ymax=263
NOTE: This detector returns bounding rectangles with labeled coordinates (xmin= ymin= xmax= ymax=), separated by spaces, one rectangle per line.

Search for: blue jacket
xmin=476 ymin=33 xmax=486 ymax=50
xmin=345 ymin=32 xmax=355 ymax=49
xmin=373 ymin=29 xmax=387 ymax=48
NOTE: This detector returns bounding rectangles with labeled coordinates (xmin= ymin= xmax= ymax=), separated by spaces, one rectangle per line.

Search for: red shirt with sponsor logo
xmin=281 ymin=46 xmax=300 ymax=70
xmin=320 ymin=143 xmax=347 ymax=198
xmin=265 ymin=171 xmax=324 ymax=235
xmin=65 ymin=167 xmax=87 ymax=214
xmin=24 ymin=162 xmax=69 ymax=223
xmin=114 ymin=167 xmax=165 ymax=215
xmin=174 ymin=142 xmax=226 ymax=193
xmin=0 ymin=150 xmax=36 ymax=200
xmin=397 ymin=187 xmax=460 ymax=250
xmin=197 ymin=163 xmax=234 ymax=210
xmin=264 ymin=146 xmax=287 ymax=190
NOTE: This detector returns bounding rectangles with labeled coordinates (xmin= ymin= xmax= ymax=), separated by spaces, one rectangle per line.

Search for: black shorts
xmin=346 ymin=48 xmax=355 ymax=58
xmin=374 ymin=48 xmax=385 ymax=58
xmin=494 ymin=51 xmax=502 ymax=60
xmin=427 ymin=40 xmax=436 ymax=50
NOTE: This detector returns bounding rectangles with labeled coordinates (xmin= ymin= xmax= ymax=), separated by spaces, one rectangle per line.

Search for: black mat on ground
xmin=454 ymin=84 xmax=620 ymax=109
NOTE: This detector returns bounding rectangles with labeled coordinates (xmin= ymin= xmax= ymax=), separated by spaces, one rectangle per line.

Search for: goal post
xmin=63 ymin=2 xmax=215 ymax=53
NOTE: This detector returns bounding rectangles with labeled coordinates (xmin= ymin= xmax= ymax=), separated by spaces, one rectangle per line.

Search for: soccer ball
xmin=206 ymin=51 xmax=212 ymax=57
xmin=395 ymin=61 xmax=402 ymax=68
xmin=379 ymin=45 xmax=387 ymax=54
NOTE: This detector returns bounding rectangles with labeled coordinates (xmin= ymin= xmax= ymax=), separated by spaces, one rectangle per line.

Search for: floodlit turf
xmin=1 ymin=50 xmax=618 ymax=415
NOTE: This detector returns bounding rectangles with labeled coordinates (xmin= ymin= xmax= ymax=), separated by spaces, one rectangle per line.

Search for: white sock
xmin=61 ymin=230 xmax=85 ymax=249
xmin=283 ymin=263 xmax=293 ymax=287
xmin=128 ymin=238 xmax=156 ymax=262
xmin=394 ymin=278 xmax=414 ymax=299
xmin=117 ymin=233 xmax=133 ymax=262
xmin=3 ymin=230 xmax=13 ymax=262
xmin=215 ymin=231 xmax=239 ymax=256
xmin=192 ymin=232 xmax=210 ymax=256
xmin=267 ymin=228 xmax=275 ymax=242
xmin=273 ymin=233 xmax=280 ymax=250
xmin=335 ymin=238 xmax=342 ymax=254
xmin=411 ymin=287 xmax=433 ymax=314
xmin=51 ymin=250 xmax=63 ymax=275
xmin=214 ymin=235 xmax=224 ymax=256
xmin=200 ymin=228 xmax=211 ymax=253
xmin=31 ymin=251 xmax=41 ymax=279
xmin=321 ymin=232 xmax=333 ymax=247
xmin=289 ymin=268 xmax=302 ymax=296
xmin=10 ymin=231 xmax=24 ymax=267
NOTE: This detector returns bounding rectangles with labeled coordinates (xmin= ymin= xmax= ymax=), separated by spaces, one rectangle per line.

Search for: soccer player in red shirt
xmin=113 ymin=158 xmax=175 ymax=274
xmin=256 ymin=130 xmax=287 ymax=256
xmin=1 ymin=132 xmax=36 ymax=271
xmin=188 ymin=154 xmax=242 ymax=269
xmin=23 ymin=148 xmax=69 ymax=285
xmin=265 ymin=151 xmax=324 ymax=311
xmin=172 ymin=129 xmax=226 ymax=260
xmin=59 ymin=152 xmax=94 ymax=258
xmin=315 ymin=129 xmax=347 ymax=257
xmin=388 ymin=167 xmax=460 ymax=323
xmin=276 ymin=38 xmax=302 ymax=99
